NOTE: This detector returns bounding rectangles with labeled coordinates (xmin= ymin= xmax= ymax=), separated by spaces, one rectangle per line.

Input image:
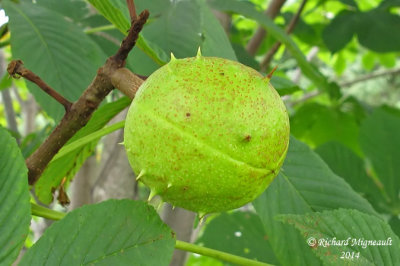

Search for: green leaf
xmin=52 ymin=120 xmax=125 ymax=161
xmin=187 ymin=255 xmax=224 ymax=266
xmin=141 ymin=0 xmax=237 ymax=60
xmin=360 ymin=107 xmax=400 ymax=214
xmin=20 ymin=199 xmax=175 ymax=265
xmin=0 ymin=128 xmax=30 ymax=265
xmin=88 ymin=0 xmax=130 ymax=32
xmin=136 ymin=36 xmax=170 ymax=65
xmin=196 ymin=212 xmax=279 ymax=265
xmin=231 ymin=42 xmax=259 ymax=70
xmin=35 ymin=0 xmax=89 ymax=22
xmin=278 ymin=209 xmax=400 ymax=266
xmin=389 ymin=215 xmax=400 ymax=239
xmin=208 ymin=0 xmax=335 ymax=97
xmin=379 ymin=0 xmax=400 ymax=9
xmin=340 ymin=97 xmax=367 ymax=124
xmin=71 ymin=97 xmax=130 ymax=149
xmin=315 ymin=142 xmax=389 ymax=213
xmin=333 ymin=52 xmax=347 ymax=75
xmin=281 ymin=12 xmax=320 ymax=47
xmin=270 ymin=76 xmax=301 ymax=96
xmin=197 ymin=0 xmax=237 ymax=60
xmin=82 ymin=15 xmax=121 ymax=55
xmin=20 ymin=124 xmax=52 ymax=158
xmin=362 ymin=52 xmax=376 ymax=70
xmin=252 ymin=172 xmax=319 ymax=266
xmin=0 ymin=72 xmax=12 ymax=91
xmin=282 ymin=137 xmax=377 ymax=214
xmin=92 ymin=0 xmax=171 ymax=29
xmin=88 ymin=0 xmax=170 ymax=65
xmin=3 ymin=0 xmax=106 ymax=121
xmin=356 ymin=10 xmax=400 ymax=53
xmin=322 ymin=11 xmax=357 ymax=53
xmin=90 ymin=0 xmax=236 ymax=61
xmin=290 ymin=103 xmax=361 ymax=154
xmin=377 ymin=53 xmax=396 ymax=68
xmin=35 ymin=97 xmax=131 ymax=204
xmin=82 ymin=14 xmax=161 ymax=76
xmin=252 ymin=137 xmax=378 ymax=265
xmin=323 ymin=8 xmax=400 ymax=53
xmin=339 ymin=0 xmax=359 ymax=9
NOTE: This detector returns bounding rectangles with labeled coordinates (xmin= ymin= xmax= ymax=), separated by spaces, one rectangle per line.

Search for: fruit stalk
xmin=111 ymin=68 xmax=144 ymax=99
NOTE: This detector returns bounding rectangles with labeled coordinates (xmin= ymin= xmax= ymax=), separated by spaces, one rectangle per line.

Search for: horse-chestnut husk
xmin=124 ymin=51 xmax=289 ymax=214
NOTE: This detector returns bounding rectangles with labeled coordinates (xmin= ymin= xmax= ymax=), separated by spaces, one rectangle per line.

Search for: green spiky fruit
xmin=124 ymin=52 xmax=289 ymax=214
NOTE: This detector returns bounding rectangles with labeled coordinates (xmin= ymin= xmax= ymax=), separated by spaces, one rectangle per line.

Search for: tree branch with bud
xmin=8 ymin=8 xmax=148 ymax=186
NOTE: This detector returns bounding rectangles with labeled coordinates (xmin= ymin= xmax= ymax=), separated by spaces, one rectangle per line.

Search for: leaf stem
xmin=175 ymin=240 xmax=274 ymax=266
xmin=84 ymin=24 xmax=116 ymax=34
xmin=31 ymin=202 xmax=65 ymax=221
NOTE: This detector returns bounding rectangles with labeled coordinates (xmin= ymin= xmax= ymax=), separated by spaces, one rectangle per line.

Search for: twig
xmin=340 ymin=68 xmax=400 ymax=87
xmin=8 ymin=60 xmax=73 ymax=112
xmin=246 ymin=0 xmax=286 ymax=56
xmin=260 ymin=0 xmax=308 ymax=72
xmin=288 ymin=67 xmax=400 ymax=106
xmin=286 ymin=90 xmax=319 ymax=106
xmin=126 ymin=0 xmax=137 ymax=22
xmin=18 ymin=10 xmax=149 ymax=186
xmin=112 ymin=10 xmax=149 ymax=65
